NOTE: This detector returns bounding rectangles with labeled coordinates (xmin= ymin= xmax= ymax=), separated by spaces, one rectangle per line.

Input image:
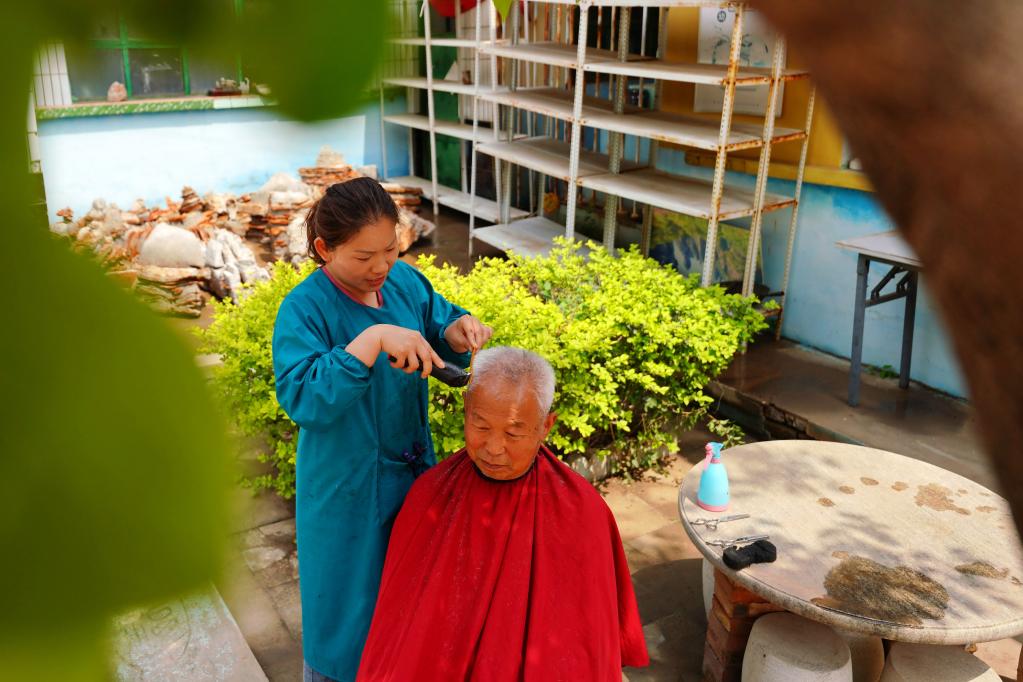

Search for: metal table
xmin=679 ymin=440 xmax=1023 ymax=644
xmin=836 ymin=231 xmax=923 ymax=406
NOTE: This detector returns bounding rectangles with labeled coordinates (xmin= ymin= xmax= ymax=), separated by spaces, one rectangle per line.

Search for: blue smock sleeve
xmin=272 ymin=298 xmax=372 ymax=432
xmin=407 ymin=266 xmax=472 ymax=368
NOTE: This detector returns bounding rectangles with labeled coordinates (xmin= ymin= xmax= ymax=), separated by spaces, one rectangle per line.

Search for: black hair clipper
xmin=388 ymin=356 xmax=472 ymax=388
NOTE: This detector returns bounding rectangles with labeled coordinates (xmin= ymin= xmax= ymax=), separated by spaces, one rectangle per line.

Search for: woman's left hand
xmin=444 ymin=315 xmax=493 ymax=354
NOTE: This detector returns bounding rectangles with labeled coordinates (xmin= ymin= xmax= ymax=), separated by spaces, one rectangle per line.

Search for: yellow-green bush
xmin=201 ymin=241 xmax=768 ymax=498
xmin=422 ymin=241 xmax=767 ymax=470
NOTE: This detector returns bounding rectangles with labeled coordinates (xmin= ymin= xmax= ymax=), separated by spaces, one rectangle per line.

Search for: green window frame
xmin=78 ymin=0 xmax=245 ymax=101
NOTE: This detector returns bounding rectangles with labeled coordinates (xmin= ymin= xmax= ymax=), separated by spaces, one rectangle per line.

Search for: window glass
xmin=129 ymin=48 xmax=184 ymax=98
xmin=189 ymin=46 xmax=239 ymax=95
xmin=67 ymin=48 xmax=125 ymax=102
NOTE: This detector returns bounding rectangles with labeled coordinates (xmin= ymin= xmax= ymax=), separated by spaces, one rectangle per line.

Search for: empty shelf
xmin=478 ymin=41 xmax=649 ymax=70
xmin=390 ymin=37 xmax=478 ymax=48
xmin=387 ymin=175 xmax=527 ymax=224
xmin=477 ymin=136 xmax=645 ymax=183
xmin=580 ymin=167 xmax=796 ymax=221
xmin=473 ymin=216 xmax=592 ymax=258
xmin=481 ymin=88 xmax=804 ymax=151
xmin=383 ymin=77 xmax=494 ymax=96
xmin=480 ymin=87 xmax=613 ymax=122
xmin=384 ymin=114 xmax=477 ymax=141
xmin=584 ymin=108 xmax=805 ymax=151
xmin=585 ymin=59 xmax=809 ymax=86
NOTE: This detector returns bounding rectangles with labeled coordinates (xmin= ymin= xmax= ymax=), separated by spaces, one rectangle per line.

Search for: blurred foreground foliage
xmin=1 ymin=0 xmax=390 ymax=678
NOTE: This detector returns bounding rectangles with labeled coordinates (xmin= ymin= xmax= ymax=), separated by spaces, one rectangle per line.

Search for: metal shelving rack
xmin=379 ymin=1 xmax=528 ymax=226
xmin=470 ymin=0 xmax=816 ymax=301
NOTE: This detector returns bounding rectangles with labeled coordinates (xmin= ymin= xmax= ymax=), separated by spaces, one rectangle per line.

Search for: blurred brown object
xmin=753 ymin=0 xmax=1023 ymax=529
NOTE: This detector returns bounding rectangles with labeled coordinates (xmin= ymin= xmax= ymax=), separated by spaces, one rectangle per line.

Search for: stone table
xmin=679 ymin=440 xmax=1023 ymax=645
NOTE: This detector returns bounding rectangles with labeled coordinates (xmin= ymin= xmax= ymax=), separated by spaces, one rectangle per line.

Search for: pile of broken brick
xmin=50 ymin=147 xmax=435 ymax=317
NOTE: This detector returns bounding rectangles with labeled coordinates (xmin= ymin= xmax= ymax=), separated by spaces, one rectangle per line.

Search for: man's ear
xmin=541 ymin=412 xmax=556 ymax=439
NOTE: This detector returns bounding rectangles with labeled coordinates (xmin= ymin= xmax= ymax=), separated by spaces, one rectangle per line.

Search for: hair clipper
xmin=388 ymin=356 xmax=471 ymax=388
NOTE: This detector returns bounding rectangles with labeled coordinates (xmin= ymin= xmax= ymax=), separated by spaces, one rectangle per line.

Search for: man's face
xmin=464 ymin=378 xmax=556 ymax=481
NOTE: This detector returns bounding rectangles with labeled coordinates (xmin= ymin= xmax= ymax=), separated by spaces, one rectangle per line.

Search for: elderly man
xmin=357 ymin=347 xmax=648 ymax=681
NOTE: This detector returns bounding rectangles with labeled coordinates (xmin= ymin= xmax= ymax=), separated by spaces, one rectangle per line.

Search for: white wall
xmin=38 ymin=95 xmax=410 ymax=220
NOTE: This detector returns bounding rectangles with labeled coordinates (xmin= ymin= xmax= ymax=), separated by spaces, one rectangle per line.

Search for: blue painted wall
xmin=654 ymin=146 xmax=967 ymax=398
xmin=38 ymin=94 xmax=410 ymax=222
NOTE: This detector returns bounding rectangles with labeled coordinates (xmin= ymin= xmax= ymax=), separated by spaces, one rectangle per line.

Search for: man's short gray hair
xmin=467 ymin=346 xmax=556 ymax=414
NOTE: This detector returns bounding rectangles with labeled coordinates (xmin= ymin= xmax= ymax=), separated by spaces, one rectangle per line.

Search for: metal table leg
xmin=848 ymin=254 xmax=870 ymax=406
xmin=899 ymin=271 xmax=918 ymax=389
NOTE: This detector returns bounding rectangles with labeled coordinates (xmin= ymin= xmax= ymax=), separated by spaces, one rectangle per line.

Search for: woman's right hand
xmin=347 ymin=324 xmax=444 ymax=378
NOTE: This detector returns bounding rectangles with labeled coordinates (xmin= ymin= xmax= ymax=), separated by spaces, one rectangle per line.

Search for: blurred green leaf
xmin=0 ymin=1 xmax=256 ymax=677
xmin=2 ymin=0 xmax=390 ymax=675
xmin=239 ymin=0 xmax=390 ymax=121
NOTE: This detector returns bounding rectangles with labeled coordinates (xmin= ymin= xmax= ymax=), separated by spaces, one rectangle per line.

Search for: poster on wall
xmin=693 ymin=7 xmax=784 ymax=117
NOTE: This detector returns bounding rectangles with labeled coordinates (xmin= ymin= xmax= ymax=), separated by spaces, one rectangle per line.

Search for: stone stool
xmin=742 ymin=612 xmax=852 ymax=682
xmin=702 ymin=558 xmax=715 ymax=615
xmin=835 ymin=628 xmax=885 ymax=682
xmin=879 ymin=643 xmax=1000 ymax=681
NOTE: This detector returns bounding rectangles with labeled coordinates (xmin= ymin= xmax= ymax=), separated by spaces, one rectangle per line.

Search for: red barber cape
xmin=357 ymin=448 xmax=648 ymax=681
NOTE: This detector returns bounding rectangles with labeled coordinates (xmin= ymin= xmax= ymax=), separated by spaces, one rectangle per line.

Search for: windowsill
xmin=35 ymin=94 xmax=277 ymax=120
xmin=684 ymin=151 xmax=874 ymax=192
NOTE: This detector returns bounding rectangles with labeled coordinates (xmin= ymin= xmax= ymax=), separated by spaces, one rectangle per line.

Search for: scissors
xmin=691 ymin=513 xmax=750 ymax=531
xmin=707 ymin=534 xmax=769 ymax=548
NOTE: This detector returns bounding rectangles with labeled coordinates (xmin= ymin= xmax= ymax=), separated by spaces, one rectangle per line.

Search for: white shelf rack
xmin=379 ymin=2 xmax=517 ymax=231
xmin=476 ymin=0 xmax=815 ymax=307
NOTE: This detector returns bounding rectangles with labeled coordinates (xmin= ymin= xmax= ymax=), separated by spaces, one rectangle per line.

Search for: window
xmin=67 ymin=4 xmax=245 ymax=102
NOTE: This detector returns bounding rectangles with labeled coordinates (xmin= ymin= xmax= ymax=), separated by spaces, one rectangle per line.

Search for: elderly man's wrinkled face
xmin=464 ymin=377 xmax=556 ymax=480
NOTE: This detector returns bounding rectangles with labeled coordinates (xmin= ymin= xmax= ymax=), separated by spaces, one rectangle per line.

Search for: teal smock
xmin=272 ymin=261 xmax=470 ymax=681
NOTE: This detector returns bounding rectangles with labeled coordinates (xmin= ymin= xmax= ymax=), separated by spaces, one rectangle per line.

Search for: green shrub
xmin=198 ymin=260 xmax=316 ymax=499
xmin=201 ymin=241 xmax=768 ymax=498
xmin=422 ymin=241 xmax=768 ymax=471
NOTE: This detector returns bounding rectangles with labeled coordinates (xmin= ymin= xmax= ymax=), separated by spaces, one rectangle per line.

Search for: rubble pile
xmin=51 ymin=147 xmax=437 ymax=316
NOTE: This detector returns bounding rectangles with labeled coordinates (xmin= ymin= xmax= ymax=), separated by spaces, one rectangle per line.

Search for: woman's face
xmin=316 ymin=216 xmax=399 ymax=296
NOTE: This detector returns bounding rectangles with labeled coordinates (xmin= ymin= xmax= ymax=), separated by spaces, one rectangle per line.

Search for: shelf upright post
xmin=741 ymin=33 xmax=786 ymax=297
xmin=775 ymin=85 xmax=817 ymax=339
xmin=601 ymin=5 xmax=632 ymax=253
xmin=564 ymin=1 xmax=591 ymax=241
xmin=632 ymin=5 xmax=649 ymax=221
xmin=456 ymin=0 xmax=468 ymax=196
xmin=500 ymin=0 xmax=521 ymax=225
xmin=700 ymin=3 xmax=745 ymax=287
xmin=489 ymin=0 xmax=503 ymax=215
xmin=423 ymin=0 xmax=440 ymax=218
xmin=640 ymin=5 xmax=669 ymax=257
xmin=524 ymin=0 xmax=536 ymax=217
xmin=468 ymin=0 xmax=484 ymax=257
xmin=404 ymin=1 xmax=416 ymax=180
xmin=379 ymin=8 xmax=390 ymax=182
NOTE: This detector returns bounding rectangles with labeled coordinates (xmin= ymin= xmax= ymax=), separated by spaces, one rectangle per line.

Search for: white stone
xmin=742 ymin=613 xmax=852 ymax=682
xmin=879 ymin=643 xmax=1000 ymax=682
xmin=259 ymin=172 xmax=312 ymax=197
xmin=205 ymin=238 xmax=226 ymax=269
xmin=137 ymin=223 xmax=205 ymax=268
xmin=316 ymin=145 xmax=346 ymax=168
xmin=287 ymin=209 xmax=309 ymax=261
xmin=269 ymin=190 xmax=310 ymax=207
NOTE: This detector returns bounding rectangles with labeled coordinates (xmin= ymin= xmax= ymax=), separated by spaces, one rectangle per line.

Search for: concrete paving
xmin=711 ymin=338 xmax=996 ymax=492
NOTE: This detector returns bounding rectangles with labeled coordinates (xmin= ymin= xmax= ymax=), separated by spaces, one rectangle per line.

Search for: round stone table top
xmin=679 ymin=440 xmax=1023 ymax=644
